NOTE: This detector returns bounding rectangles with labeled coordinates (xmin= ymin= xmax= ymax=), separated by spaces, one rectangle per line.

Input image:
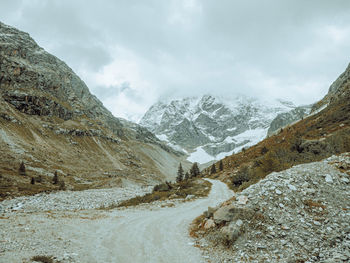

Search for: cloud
xmin=1 ymin=0 xmax=350 ymax=121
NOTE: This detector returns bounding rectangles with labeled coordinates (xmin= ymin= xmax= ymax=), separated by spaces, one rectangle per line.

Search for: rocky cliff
xmin=0 ymin=22 xmax=188 ymax=200
xmin=267 ymin=105 xmax=312 ymax=136
xmin=312 ymin=63 xmax=350 ymax=113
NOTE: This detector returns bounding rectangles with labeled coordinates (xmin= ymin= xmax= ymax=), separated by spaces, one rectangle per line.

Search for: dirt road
xmin=77 ymin=179 xmax=233 ymax=263
xmin=0 ymin=179 xmax=233 ymax=263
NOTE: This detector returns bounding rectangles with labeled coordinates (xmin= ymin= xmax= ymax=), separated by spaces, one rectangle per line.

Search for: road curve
xmin=82 ymin=179 xmax=234 ymax=263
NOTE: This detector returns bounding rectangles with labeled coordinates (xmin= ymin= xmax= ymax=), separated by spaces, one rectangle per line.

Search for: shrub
xmin=232 ymin=165 xmax=251 ymax=186
xmin=31 ymin=255 xmax=54 ymax=263
xmin=260 ymin=146 xmax=269 ymax=155
xmin=19 ymin=161 xmax=26 ymax=176
xmin=53 ymin=171 xmax=58 ymax=184
xmin=59 ymin=180 xmax=65 ymax=190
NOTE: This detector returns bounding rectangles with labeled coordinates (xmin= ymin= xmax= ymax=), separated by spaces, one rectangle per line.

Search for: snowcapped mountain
xmin=139 ymin=95 xmax=296 ymax=164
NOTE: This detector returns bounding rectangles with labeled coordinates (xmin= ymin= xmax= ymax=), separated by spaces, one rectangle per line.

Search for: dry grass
xmin=116 ymin=179 xmax=211 ymax=208
xmin=189 ymin=214 xmax=206 ymax=238
xmin=31 ymin=255 xmax=55 ymax=263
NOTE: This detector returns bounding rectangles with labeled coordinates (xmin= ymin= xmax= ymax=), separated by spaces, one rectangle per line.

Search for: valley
xmin=0 ymin=179 xmax=233 ymax=263
xmin=0 ymin=16 xmax=350 ymax=263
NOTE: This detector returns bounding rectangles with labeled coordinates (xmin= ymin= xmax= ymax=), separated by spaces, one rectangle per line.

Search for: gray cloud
xmin=1 ymin=0 xmax=350 ymax=121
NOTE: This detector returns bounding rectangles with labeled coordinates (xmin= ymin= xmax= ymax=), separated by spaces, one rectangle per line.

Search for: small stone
xmin=204 ymin=219 xmax=216 ymax=229
xmin=341 ymin=177 xmax=349 ymax=183
xmin=279 ymin=203 xmax=284 ymax=208
xmin=236 ymin=219 xmax=243 ymax=226
xmin=237 ymin=195 xmax=248 ymax=205
xmin=325 ymin=174 xmax=333 ymax=183
xmin=275 ymin=189 xmax=282 ymax=195
xmin=313 ymin=221 xmax=321 ymax=226
xmin=281 ymin=239 xmax=287 ymax=245
xmin=288 ymin=184 xmax=297 ymax=191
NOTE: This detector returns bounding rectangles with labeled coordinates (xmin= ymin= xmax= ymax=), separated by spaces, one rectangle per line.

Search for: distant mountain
xmin=140 ymin=95 xmax=296 ymax=164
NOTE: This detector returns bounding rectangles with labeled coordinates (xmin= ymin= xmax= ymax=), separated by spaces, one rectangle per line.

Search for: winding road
xmin=77 ymin=179 xmax=233 ymax=263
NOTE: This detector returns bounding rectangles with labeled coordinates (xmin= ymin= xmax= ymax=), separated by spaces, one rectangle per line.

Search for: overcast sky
xmin=1 ymin=0 xmax=350 ymax=122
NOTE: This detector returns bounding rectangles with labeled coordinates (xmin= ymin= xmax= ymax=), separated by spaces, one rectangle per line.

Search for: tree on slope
xmin=176 ymin=163 xmax=184 ymax=183
xmin=219 ymin=160 xmax=223 ymax=171
xmin=190 ymin=162 xmax=200 ymax=178
xmin=184 ymin=172 xmax=189 ymax=181
xmin=210 ymin=163 xmax=216 ymax=174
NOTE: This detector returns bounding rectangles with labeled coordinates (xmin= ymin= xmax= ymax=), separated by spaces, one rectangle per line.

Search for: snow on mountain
xmin=140 ymin=95 xmax=296 ymax=164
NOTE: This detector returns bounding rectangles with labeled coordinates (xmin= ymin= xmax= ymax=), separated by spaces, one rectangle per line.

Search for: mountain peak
xmin=140 ymin=94 xmax=296 ymax=164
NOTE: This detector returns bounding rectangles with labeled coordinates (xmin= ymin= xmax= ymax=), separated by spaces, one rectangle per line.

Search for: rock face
xmin=199 ymin=153 xmax=350 ymax=263
xmin=312 ymin=63 xmax=350 ymax=113
xmin=0 ymin=22 xmax=188 ymax=199
xmin=140 ymin=95 xmax=295 ymax=163
xmin=267 ymin=105 xmax=312 ymax=136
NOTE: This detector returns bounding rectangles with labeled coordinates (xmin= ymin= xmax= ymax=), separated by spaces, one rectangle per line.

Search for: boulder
xmin=204 ymin=206 xmax=217 ymax=218
xmin=220 ymin=221 xmax=243 ymax=242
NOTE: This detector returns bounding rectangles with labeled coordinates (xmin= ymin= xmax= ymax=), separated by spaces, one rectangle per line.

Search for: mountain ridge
xmin=0 ymin=21 xmax=189 ymax=200
xmin=140 ymin=94 xmax=297 ymax=164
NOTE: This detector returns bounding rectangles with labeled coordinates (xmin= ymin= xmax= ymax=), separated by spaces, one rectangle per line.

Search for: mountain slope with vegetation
xmin=204 ymin=64 xmax=350 ymax=191
xmin=191 ymin=64 xmax=350 ymax=263
xmin=0 ymin=22 xmax=189 ymax=200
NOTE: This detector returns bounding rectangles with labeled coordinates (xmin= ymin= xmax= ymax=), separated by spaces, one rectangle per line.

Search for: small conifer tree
xmin=184 ymin=172 xmax=189 ymax=181
xmin=219 ymin=160 xmax=223 ymax=171
xmin=30 ymin=177 xmax=35 ymax=185
xmin=176 ymin=163 xmax=184 ymax=183
xmin=210 ymin=163 xmax=216 ymax=174
xmin=190 ymin=162 xmax=200 ymax=178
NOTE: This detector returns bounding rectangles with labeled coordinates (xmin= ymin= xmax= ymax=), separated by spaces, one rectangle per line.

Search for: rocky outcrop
xmin=3 ymin=91 xmax=74 ymax=120
xmin=267 ymin=105 xmax=312 ymax=136
xmin=312 ymin=63 xmax=350 ymax=113
xmin=0 ymin=21 xmax=125 ymax=134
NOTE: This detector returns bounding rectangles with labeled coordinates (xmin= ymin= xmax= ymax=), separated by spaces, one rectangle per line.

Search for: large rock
xmin=213 ymin=205 xmax=255 ymax=224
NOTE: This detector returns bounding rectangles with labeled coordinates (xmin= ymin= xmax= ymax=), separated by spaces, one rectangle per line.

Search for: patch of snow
xmin=187 ymin=146 xmax=215 ymax=164
xmin=156 ymin=134 xmax=169 ymax=142
xmin=227 ymin=127 xmax=237 ymax=132
xmin=232 ymin=128 xmax=267 ymax=145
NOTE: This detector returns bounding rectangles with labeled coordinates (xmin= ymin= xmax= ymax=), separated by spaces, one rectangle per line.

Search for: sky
xmin=1 ymin=0 xmax=350 ymax=122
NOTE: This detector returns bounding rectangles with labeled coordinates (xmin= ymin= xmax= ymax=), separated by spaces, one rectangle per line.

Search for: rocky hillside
xmin=0 ymin=22 xmax=189 ymax=200
xmin=267 ymin=105 xmax=312 ymax=136
xmin=140 ymin=95 xmax=296 ymax=164
xmin=195 ymin=153 xmax=350 ymax=263
xmin=312 ymin=63 xmax=350 ymax=113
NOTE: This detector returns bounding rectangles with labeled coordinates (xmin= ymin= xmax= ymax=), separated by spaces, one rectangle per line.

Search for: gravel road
xmin=0 ymin=179 xmax=233 ymax=263
xmin=77 ymin=179 xmax=234 ymax=263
